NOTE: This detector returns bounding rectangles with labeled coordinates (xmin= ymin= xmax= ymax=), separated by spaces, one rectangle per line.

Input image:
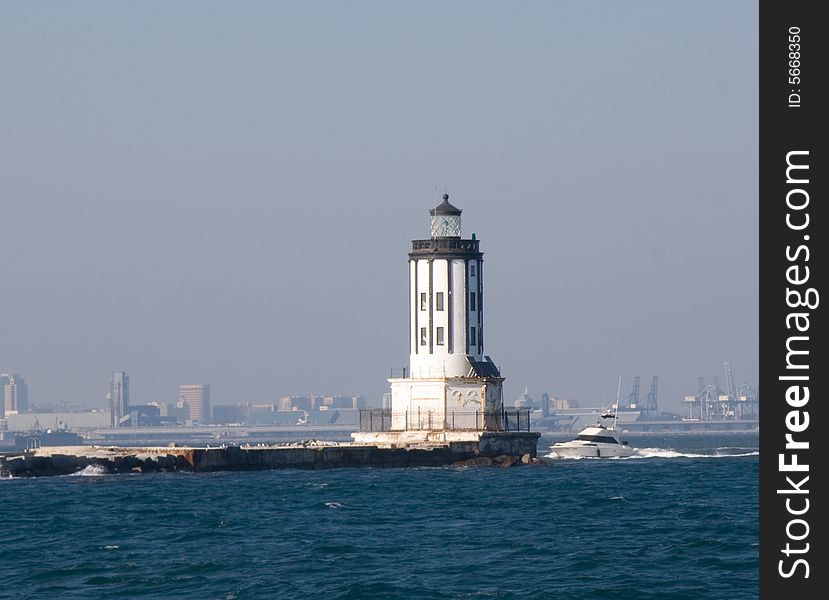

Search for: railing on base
xmin=358 ymin=409 xmax=531 ymax=433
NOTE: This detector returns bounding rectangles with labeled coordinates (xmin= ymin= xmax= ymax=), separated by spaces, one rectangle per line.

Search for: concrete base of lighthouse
xmin=383 ymin=375 xmax=506 ymax=431
xmin=350 ymin=430 xmax=541 ymax=458
xmin=352 ymin=373 xmax=540 ymax=458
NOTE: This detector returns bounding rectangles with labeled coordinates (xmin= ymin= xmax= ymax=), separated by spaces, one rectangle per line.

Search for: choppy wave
xmin=68 ymin=464 xmax=110 ymax=477
xmin=0 ymin=439 xmax=759 ymax=600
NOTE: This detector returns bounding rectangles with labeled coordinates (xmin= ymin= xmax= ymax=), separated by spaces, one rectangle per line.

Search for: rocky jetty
xmin=1 ymin=438 xmax=544 ymax=478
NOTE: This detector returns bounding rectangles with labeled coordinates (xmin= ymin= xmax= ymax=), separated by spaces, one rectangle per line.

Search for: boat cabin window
xmin=578 ymin=434 xmax=620 ymax=444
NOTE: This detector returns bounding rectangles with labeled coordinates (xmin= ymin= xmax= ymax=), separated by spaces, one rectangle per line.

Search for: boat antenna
xmin=613 ymin=376 xmax=622 ymax=429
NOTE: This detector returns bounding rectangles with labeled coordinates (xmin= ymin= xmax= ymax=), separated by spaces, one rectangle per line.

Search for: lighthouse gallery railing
xmin=358 ymin=408 xmax=531 ymax=432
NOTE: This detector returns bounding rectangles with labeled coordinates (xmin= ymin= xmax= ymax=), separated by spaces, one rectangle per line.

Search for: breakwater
xmin=1 ymin=432 xmax=542 ymax=477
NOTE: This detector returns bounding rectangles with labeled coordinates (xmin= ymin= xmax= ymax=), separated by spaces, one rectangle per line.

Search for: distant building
xmin=108 ymin=372 xmax=130 ymax=427
xmin=5 ymin=411 xmax=111 ymax=432
xmin=210 ymin=398 xmax=365 ymax=426
xmin=210 ymin=403 xmax=263 ymax=425
xmin=278 ymin=395 xmax=310 ymax=412
xmin=212 ymin=404 xmax=245 ymax=424
xmin=277 ymin=395 xmax=365 ymax=412
xmin=146 ymin=402 xmax=181 ymax=419
xmin=541 ymin=392 xmax=550 ymax=416
xmin=513 ymin=386 xmax=534 ymax=409
xmin=1 ymin=373 xmax=29 ymax=416
xmin=179 ymin=384 xmax=210 ymax=424
xmin=550 ymin=397 xmax=579 ymax=410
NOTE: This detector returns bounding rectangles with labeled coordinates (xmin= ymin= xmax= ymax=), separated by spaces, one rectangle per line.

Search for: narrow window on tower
xmin=469 ymin=292 xmax=476 ymax=311
xmin=420 ymin=292 xmax=427 ymax=311
xmin=435 ymin=292 xmax=444 ymax=311
xmin=470 ymin=327 xmax=477 ymax=346
xmin=470 ymin=264 xmax=476 ymax=276
xmin=420 ymin=327 xmax=427 ymax=346
xmin=436 ymin=327 xmax=445 ymax=345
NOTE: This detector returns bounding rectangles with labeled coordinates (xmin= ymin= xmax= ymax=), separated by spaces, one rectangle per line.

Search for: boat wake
xmin=69 ymin=464 xmax=110 ymax=477
xmin=545 ymin=447 xmax=759 ymax=460
xmin=628 ymin=448 xmax=759 ymax=459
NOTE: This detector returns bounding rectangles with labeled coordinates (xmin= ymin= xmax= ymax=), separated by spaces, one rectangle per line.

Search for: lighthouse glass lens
xmin=430 ymin=215 xmax=461 ymax=238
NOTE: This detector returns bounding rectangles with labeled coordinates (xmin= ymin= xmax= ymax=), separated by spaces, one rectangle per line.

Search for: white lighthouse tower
xmin=364 ymin=194 xmax=508 ymax=440
xmin=409 ymin=195 xmax=489 ymax=380
xmin=353 ymin=193 xmax=538 ymax=454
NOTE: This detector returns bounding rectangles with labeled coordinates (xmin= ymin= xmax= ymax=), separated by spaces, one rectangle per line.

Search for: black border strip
xmin=760 ymin=2 xmax=825 ymax=597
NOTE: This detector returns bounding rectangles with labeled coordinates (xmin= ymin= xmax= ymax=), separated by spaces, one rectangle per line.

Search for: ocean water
xmin=1 ymin=434 xmax=758 ymax=600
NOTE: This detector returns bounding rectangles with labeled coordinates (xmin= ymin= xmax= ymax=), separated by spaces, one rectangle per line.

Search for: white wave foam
xmin=626 ymin=448 xmax=759 ymax=459
xmin=544 ymin=448 xmax=759 ymax=460
xmin=324 ymin=501 xmax=344 ymax=509
xmin=70 ymin=464 xmax=110 ymax=477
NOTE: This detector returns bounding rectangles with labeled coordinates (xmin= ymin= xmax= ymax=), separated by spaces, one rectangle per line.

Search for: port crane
xmin=682 ymin=362 xmax=758 ymax=420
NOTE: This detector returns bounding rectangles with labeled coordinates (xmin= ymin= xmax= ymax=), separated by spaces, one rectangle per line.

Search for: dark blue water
xmin=1 ymin=434 xmax=758 ymax=599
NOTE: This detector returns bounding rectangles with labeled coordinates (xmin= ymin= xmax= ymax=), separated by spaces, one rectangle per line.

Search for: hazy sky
xmin=1 ymin=1 xmax=757 ymax=413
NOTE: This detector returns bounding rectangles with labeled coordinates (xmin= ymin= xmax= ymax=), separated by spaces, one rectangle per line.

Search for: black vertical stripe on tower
xmin=478 ymin=260 xmax=483 ymax=354
xmin=413 ymin=260 xmax=418 ymax=355
xmin=474 ymin=260 xmax=479 ymax=354
xmin=428 ymin=259 xmax=433 ymax=355
xmin=447 ymin=259 xmax=453 ymax=354
xmin=464 ymin=260 xmax=469 ymax=354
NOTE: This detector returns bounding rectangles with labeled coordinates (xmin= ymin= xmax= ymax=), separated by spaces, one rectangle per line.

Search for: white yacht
xmin=549 ymin=421 xmax=634 ymax=458
xmin=549 ymin=379 xmax=635 ymax=458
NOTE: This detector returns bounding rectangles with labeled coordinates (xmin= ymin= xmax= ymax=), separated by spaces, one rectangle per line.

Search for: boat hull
xmin=549 ymin=442 xmax=633 ymax=458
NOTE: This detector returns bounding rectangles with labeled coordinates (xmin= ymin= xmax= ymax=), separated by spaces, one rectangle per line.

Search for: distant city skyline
xmin=0 ymin=368 xmax=366 ymax=413
xmin=0 ymin=2 xmax=758 ymax=414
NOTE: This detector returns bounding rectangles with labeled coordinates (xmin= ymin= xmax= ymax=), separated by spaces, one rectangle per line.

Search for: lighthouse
xmin=389 ymin=194 xmax=505 ymax=432
xmin=352 ymin=193 xmax=538 ymax=454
